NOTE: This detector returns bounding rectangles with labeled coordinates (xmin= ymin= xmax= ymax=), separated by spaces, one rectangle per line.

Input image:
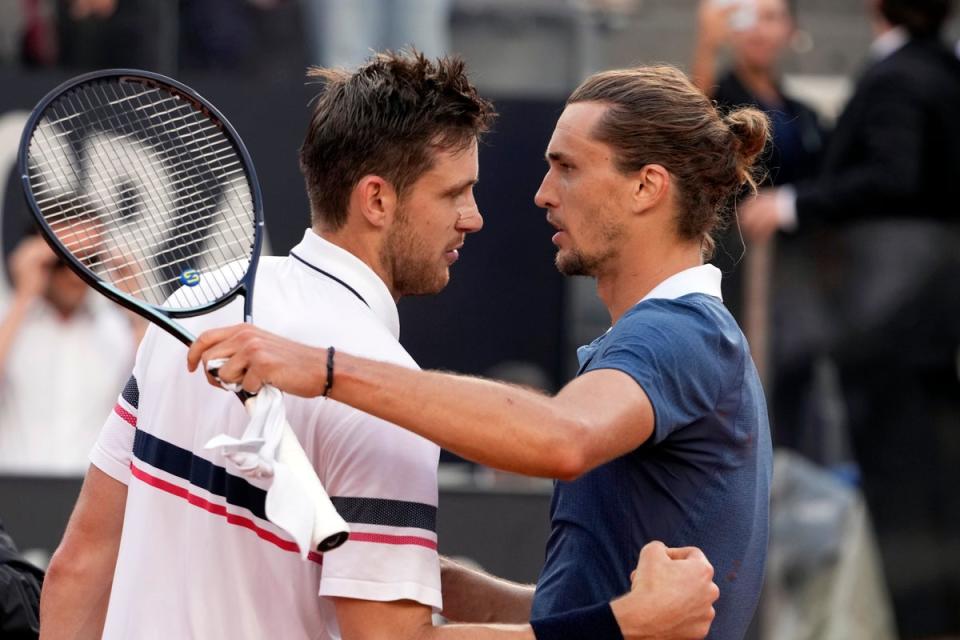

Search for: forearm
xmin=420 ymin=623 xmax=535 ymax=640
xmin=40 ymin=467 xmax=126 ymax=640
xmin=690 ymin=38 xmax=719 ymax=96
xmin=39 ymin=551 xmax=114 ymax=639
xmin=188 ymin=327 xmax=651 ymax=478
xmin=334 ymin=353 xmax=584 ymax=479
xmin=441 ymin=557 xmax=534 ymax=624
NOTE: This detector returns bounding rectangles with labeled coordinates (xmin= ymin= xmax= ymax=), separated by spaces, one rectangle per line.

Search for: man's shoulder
xmin=603 ymin=295 xmax=744 ymax=364
xmin=869 ymin=39 xmax=960 ymax=90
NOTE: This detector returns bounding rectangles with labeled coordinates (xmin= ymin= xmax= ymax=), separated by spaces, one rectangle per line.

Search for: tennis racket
xmin=17 ymin=69 xmax=349 ymax=553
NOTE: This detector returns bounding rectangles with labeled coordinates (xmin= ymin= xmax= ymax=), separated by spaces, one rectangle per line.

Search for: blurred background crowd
xmin=0 ymin=0 xmax=959 ymax=638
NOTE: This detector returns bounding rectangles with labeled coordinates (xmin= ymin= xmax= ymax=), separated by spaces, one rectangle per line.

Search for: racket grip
xmin=275 ymin=420 xmax=350 ymax=552
xmin=221 ymin=377 xmax=350 ymax=555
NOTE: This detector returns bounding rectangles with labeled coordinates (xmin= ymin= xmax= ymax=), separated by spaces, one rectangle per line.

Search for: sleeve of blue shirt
xmin=586 ymin=297 xmax=736 ymax=444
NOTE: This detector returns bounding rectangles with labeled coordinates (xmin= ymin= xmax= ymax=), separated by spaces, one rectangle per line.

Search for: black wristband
xmin=530 ymin=602 xmax=624 ymax=640
xmin=322 ymin=346 xmax=335 ymax=397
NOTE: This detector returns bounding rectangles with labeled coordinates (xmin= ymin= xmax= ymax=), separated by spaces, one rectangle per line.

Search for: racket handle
xmin=274 ymin=417 xmax=350 ymax=552
xmin=206 ymin=359 xmax=350 ymax=553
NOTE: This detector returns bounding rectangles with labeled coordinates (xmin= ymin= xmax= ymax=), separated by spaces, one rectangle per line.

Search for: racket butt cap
xmin=317 ymin=531 xmax=350 ymax=552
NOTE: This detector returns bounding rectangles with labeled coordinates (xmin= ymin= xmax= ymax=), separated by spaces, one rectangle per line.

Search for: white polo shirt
xmin=91 ymin=229 xmax=441 ymax=639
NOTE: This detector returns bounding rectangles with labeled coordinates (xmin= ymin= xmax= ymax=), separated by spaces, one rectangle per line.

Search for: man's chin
xmin=399 ymin=269 xmax=450 ymax=297
xmin=555 ymin=251 xmax=589 ymax=277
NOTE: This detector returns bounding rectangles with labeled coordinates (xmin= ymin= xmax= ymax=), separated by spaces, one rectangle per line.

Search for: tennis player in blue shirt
xmin=191 ymin=63 xmax=773 ymax=640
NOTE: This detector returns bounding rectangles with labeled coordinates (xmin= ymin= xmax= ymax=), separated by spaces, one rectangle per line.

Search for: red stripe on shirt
xmin=348 ymin=532 xmax=437 ymax=550
xmin=129 ymin=462 xmax=323 ymax=564
xmin=113 ymin=404 xmax=137 ymax=428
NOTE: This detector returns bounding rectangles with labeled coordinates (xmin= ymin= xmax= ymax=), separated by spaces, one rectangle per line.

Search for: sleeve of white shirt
xmin=310 ymin=402 xmax=442 ymax=610
xmin=89 ymin=324 xmax=158 ymax=483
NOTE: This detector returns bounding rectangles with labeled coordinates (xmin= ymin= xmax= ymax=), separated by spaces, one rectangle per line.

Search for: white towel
xmin=204 ymin=364 xmax=349 ymax=559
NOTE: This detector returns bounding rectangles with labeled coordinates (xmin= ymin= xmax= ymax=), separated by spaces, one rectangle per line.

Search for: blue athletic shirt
xmin=530 ymin=265 xmax=772 ymax=640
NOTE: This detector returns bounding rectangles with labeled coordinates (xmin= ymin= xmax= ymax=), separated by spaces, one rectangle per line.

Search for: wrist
xmin=610 ymin=595 xmax=653 ymax=640
xmin=322 ymin=346 xmax=335 ymax=397
xmin=695 ymin=34 xmax=722 ymax=54
xmin=531 ymin=602 xmax=624 ymax=640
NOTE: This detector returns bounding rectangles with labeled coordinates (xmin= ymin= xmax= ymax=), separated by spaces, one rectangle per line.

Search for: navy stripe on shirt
xmin=132 ymin=429 xmax=435 ymax=531
xmin=122 ymin=375 xmax=139 ymax=409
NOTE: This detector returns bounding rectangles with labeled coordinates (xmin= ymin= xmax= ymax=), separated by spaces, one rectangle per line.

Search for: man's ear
xmin=353 ymin=175 xmax=398 ymax=228
xmin=633 ymin=164 xmax=670 ymax=214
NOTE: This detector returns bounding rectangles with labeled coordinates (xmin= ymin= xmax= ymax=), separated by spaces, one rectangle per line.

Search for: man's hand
xmin=9 ymin=236 xmax=57 ymax=301
xmin=696 ymin=0 xmax=736 ymax=52
xmin=611 ymin=541 xmax=719 ymax=640
xmin=738 ymin=190 xmax=782 ymax=242
xmin=187 ymin=324 xmax=328 ymax=396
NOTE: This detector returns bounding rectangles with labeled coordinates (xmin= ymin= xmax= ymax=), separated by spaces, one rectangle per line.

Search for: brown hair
xmin=567 ymin=65 xmax=769 ymax=257
xmin=300 ymin=51 xmax=496 ymax=230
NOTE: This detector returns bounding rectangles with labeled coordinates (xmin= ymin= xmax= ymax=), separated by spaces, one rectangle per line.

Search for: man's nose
xmin=534 ymin=173 xmax=555 ymax=210
xmin=456 ymin=204 xmax=484 ymax=234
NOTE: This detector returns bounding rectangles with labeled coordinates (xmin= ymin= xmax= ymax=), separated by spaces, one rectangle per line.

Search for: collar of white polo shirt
xmin=290 ymin=229 xmax=401 ymax=340
xmin=640 ymin=264 xmax=724 ymax=303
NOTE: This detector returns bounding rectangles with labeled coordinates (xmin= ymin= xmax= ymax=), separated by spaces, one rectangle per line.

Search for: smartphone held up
xmin=713 ymin=0 xmax=757 ymax=31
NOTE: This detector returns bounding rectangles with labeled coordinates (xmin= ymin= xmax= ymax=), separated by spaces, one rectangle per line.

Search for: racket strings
xmin=26 ymin=77 xmax=256 ymax=310
xmin=75 ymin=82 xmax=249 ymax=288
xmin=36 ymin=82 xmax=229 ymax=302
xmin=75 ymin=81 xmax=249 ymax=306
xmin=111 ymin=82 xmax=256 ymax=306
xmin=39 ymin=189 xmax=253 ymax=274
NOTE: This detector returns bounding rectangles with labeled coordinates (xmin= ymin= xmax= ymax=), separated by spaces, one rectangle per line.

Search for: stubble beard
xmin=382 ymin=208 xmax=449 ymax=297
xmin=554 ymin=221 xmax=623 ymax=278
xmin=555 ymin=248 xmax=594 ymax=276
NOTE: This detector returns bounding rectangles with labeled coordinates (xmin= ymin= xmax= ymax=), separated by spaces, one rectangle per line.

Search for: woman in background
xmin=691 ymin=0 xmax=828 ymax=457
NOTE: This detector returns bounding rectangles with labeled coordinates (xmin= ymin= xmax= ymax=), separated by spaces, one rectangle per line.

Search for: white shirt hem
xmin=89 ymin=445 xmax=131 ymax=485
xmin=320 ymin=577 xmax=442 ymax=611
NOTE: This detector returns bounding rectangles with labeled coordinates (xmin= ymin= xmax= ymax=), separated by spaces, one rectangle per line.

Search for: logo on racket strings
xmin=179 ymin=269 xmax=201 ymax=287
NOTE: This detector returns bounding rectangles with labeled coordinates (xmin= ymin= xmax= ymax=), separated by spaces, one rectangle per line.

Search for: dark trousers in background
xmin=56 ymin=0 xmax=178 ymax=73
xmin=832 ymin=222 xmax=960 ymax=638
xmin=843 ymin=362 xmax=960 ymax=638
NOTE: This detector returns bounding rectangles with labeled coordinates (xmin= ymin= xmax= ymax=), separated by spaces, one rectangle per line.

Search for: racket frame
xmin=17 ymin=68 xmax=265 ymax=347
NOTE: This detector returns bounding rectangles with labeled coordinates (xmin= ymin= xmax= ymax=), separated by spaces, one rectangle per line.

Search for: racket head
xmin=17 ymin=69 xmax=264 ymax=340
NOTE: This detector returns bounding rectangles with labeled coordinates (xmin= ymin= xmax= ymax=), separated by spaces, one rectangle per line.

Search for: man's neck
xmin=594 ymin=243 xmax=703 ymax=325
xmin=315 ymin=225 xmax=400 ymax=302
xmin=47 ymin=297 xmax=82 ymax=320
xmin=872 ymin=17 xmax=892 ymax=39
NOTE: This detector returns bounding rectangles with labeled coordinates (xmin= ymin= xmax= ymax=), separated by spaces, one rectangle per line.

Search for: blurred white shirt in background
xmin=0 ymin=295 xmax=134 ymax=475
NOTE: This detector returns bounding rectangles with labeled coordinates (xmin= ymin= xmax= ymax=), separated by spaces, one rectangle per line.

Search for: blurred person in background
xmin=301 ymin=0 xmax=451 ymax=68
xmin=741 ymin=0 xmax=960 ymax=635
xmin=0 ymin=1 xmax=27 ymax=66
xmin=14 ymin=0 xmax=297 ymax=74
xmin=691 ymin=0 xmax=827 ymax=456
xmin=692 ymin=0 xmax=823 ymax=192
xmin=178 ymin=0 xmax=301 ymax=73
xmin=55 ymin=0 xmax=177 ymax=72
xmin=0 ymin=223 xmax=140 ymax=475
